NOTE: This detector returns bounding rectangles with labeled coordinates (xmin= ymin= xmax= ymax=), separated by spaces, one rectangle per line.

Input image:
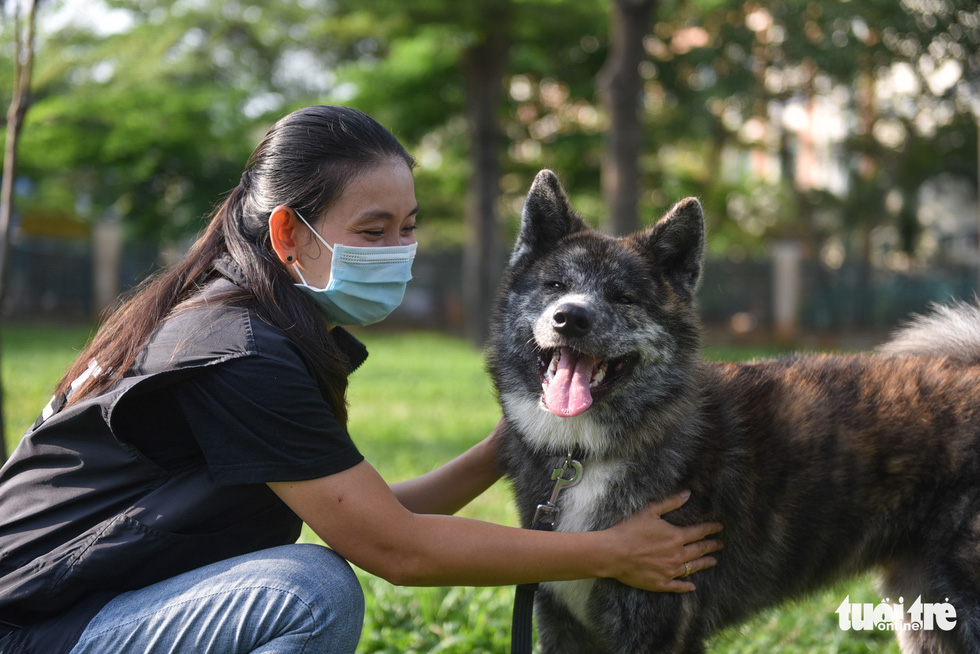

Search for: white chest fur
xmin=540 ymin=458 xmax=624 ymax=627
xmin=503 ymin=390 xmax=626 ymax=626
xmin=501 ymin=393 xmax=613 ymax=458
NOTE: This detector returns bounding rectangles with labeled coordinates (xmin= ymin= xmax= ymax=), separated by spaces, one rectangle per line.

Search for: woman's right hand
xmin=604 ymin=491 xmax=723 ymax=593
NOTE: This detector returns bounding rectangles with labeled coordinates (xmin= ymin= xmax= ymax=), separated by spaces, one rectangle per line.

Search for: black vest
xmin=0 ymin=279 xmax=364 ymax=652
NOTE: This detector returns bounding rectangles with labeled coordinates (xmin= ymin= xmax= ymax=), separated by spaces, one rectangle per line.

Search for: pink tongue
xmin=544 ymin=347 xmax=595 ymax=417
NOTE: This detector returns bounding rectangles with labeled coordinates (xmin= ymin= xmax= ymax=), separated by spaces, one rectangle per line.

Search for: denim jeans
xmin=68 ymin=543 xmax=364 ymax=654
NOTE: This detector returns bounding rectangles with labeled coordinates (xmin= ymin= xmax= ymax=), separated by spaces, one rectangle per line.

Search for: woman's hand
xmin=604 ymin=491 xmax=723 ymax=593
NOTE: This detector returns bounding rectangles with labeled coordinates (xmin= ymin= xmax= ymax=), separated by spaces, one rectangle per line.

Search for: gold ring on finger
xmin=683 ymin=561 xmax=692 ymax=577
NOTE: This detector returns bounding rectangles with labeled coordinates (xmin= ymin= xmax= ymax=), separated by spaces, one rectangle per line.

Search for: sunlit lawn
xmin=3 ymin=326 xmax=898 ymax=653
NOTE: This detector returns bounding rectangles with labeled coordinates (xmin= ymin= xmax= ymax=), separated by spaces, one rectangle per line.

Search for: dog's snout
xmin=552 ymin=304 xmax=592 ymax=337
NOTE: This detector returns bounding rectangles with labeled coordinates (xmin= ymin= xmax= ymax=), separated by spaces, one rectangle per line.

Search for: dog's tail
xmin=878 ymin=300 xmax=980 ymax=365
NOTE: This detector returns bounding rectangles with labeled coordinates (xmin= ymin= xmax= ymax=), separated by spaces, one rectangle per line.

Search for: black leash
xmin=511 ymin=453 xmax=582 ymax=654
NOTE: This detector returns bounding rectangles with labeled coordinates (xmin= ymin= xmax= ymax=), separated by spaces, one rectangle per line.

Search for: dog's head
xmin=488 ymin=170 xmax=705 ymax=456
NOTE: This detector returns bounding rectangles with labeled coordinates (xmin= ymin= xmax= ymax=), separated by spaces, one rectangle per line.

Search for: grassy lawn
xmin=2 ymin=326 xmax=899 ymax=653
xmin=1 ymin=325 xmax=96 ymax=451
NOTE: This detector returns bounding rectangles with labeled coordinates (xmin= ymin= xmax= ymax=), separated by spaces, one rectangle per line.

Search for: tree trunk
xmin=0 ymin=0 xmax=39 ymax=461
xmin=460 ymin=2 xmax=510 ymax=347
xmin=596 ymin=0 xmax=657 ymax=236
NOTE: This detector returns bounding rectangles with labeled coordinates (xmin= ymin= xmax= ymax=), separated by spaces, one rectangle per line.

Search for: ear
xmin=643 ymin=198 xmax=705 ymax=297
xmin=268 ymin=205 xmax=299 ymax=265
xmin=510 ymin=170 xmax=589 ymax=266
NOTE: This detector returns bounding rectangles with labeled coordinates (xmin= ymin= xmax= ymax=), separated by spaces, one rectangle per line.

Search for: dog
xmin=488 ymin=169 xmax=980 ymax=653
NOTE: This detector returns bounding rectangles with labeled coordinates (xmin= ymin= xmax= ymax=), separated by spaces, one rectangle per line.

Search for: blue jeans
xmin=68 ymin=544 xmax=363 ymax=654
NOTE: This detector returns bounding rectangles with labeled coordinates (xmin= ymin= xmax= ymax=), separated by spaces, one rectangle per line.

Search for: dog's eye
xmin=546 ymin=281 xmax=565 ymax=291
xmin=615 ymin=294 xmax=635 ymax=305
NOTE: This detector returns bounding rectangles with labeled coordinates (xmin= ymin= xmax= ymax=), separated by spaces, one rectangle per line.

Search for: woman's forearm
xmin=375 ymin=512 xmax=617 ymax=587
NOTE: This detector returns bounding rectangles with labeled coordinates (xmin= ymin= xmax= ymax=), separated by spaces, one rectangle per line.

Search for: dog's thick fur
xmin=488 ymin=170 xmax=980 ymax=653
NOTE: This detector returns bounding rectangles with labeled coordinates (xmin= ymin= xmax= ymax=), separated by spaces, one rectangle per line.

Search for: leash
xmin=511 ymin=452 xmax=583 ymax=654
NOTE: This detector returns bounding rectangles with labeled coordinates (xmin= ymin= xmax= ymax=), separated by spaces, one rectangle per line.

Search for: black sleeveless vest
xmin=0 ymin=279 xmax=365 ymax=652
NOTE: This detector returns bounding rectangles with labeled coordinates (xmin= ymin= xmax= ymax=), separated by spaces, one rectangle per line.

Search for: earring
xmin=286 ymin=255 xmax=294 ymax=262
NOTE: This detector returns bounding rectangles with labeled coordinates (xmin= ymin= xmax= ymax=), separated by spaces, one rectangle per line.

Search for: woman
xmin=0 ymin=106 xmax=722 ymax=653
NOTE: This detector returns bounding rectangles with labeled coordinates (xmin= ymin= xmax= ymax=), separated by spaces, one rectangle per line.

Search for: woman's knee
xmin=270 ymin=544 xmax=365 ymax=637
xmin=286 ymin=544 xmax=362 ymax=602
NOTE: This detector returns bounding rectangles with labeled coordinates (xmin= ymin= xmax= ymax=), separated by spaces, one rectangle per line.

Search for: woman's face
xmin=291 ymin=159 xmax=419 ymax=288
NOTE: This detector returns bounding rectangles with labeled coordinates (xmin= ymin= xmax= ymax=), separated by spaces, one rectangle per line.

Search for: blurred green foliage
xmin=1 ymin=0 xmax=977 ymax=260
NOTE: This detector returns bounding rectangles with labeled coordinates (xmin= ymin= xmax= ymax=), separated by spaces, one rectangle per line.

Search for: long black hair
xmin=57 ymin=106 xmax=415 ymax=425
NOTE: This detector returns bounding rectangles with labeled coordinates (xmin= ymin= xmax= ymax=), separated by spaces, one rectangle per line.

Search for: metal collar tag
xmin=530 ymin=452 xmax=583 ymax=531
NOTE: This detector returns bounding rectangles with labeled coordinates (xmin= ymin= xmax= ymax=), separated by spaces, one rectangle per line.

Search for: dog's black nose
xmin=552 ymin=304 xmax=592 ymax=337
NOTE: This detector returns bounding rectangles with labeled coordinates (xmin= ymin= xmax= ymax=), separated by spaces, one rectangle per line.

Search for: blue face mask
xmin=292 ymin=210 xmax=417 ymax=326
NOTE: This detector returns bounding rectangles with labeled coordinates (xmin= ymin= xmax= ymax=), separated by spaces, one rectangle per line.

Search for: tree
xmin=460 ymin=1 xmax=512 ymax=347
xmin=645 ymin=0 xmax=978 ymax=262
xmin=0 ymin=0 xmax=39 ymax=460
xmin=596 ymin=0 xmax=658 ymax=236
xmin=14 ymin=0 xmax=350 ymax=244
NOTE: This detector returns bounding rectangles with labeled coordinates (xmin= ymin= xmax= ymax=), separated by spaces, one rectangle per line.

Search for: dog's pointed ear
xmin=511 ymin=170 xmax=588 ymax=265
xmin=642 ymin=198 xmax=705 ymax=298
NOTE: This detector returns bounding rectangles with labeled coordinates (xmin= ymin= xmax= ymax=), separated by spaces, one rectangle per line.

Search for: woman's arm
xmin=389 ymin=419 xmax=504 ymax=515
xmin=268 ymin=459 xmax=722 ymax=593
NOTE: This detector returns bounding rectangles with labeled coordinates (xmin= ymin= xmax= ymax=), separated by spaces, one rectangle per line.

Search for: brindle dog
xmin=489 ymin=170 xmax=980 ymax=653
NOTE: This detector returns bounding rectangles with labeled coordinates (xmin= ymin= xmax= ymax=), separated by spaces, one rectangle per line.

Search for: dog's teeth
xmin=546 ymin=351 xmax=559 ymax=381
xmin=590 ymin=362 xmax=607 ymax=388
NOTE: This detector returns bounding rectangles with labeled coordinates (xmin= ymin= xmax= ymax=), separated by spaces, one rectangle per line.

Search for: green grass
xmin=2 ymin=326 xmax=899 ymax=653
xmin=1 ymin=325 xmax=95 ymax=451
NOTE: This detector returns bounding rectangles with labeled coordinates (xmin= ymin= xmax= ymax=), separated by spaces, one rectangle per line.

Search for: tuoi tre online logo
xmin=835 ymin=595 xmax=957 ymax=632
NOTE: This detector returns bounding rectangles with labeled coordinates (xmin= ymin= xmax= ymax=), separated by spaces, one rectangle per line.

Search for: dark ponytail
xmin=57 ymin=106 xmax=415 ymax=426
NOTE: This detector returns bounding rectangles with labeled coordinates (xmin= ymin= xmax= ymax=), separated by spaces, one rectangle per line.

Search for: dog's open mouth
xmin=538 ymin=347 xmax=632 ymax=417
